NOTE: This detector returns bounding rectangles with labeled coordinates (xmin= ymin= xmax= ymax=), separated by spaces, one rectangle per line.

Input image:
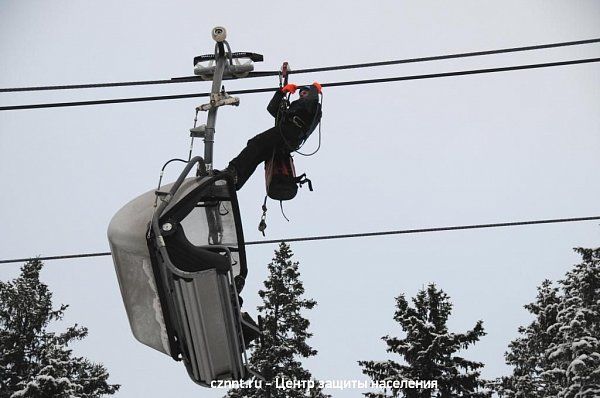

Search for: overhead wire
xmin=1 ymin=41 xmax=598 ymax=265
xmin=0 ymin=77 xmax=200 ymax=93
xmin=0 ymin=37 xmax=598 ymax=93
xmin=288 ymin=37 xmax=600 ymax=74
xmin=1 ymin=57 xmax=599 ymax=111
xmin=1 ymin=215 xmax=599 ymax=264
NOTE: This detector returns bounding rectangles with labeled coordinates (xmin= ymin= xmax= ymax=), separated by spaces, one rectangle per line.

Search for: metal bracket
xmin=196 ymin=92 xmax=240 ymax=112
xmin=155 ymin=190 xmax=171 ymax=199
xmin=190 ymin=124 xmax=207 ymax=138
xmin=280 ymin=61 xmax=290 ymax=87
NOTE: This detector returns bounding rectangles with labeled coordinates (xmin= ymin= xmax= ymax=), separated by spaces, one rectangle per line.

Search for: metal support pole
xmin=204 ymin=28 xmax=228 ymax=173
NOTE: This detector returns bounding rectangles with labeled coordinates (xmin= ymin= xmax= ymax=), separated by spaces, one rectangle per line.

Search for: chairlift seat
xmin=108 ymin=159 xmax=253 ymax=386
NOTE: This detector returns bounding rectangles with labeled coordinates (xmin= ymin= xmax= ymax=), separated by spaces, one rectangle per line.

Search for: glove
xmin=281 ymin=83 xmax=297 ymax=94
xmin=312 ymin=81 xmax=322 ymax=93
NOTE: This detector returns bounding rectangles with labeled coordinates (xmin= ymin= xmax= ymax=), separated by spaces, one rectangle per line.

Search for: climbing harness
xmin=257 ymin=63 xmax=319 ymax=234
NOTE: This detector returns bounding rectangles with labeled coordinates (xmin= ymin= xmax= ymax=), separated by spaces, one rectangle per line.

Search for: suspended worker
xmin=225 ymin=82 xmax=322 ymax=189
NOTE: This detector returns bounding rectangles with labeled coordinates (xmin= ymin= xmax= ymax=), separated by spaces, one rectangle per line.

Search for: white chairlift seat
xmin=108 ymin=158 xmax=256 ymax=386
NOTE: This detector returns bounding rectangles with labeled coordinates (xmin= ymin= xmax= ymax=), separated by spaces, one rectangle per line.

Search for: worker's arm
xmin=267 ymin=84 xmax=295 ymax=117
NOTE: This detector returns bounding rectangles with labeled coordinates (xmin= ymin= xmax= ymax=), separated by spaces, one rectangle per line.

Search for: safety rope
xmin=188 ymin=109 xmax=199 ymax=161
xmin=293 ymin=93 xmax=323 ymax=157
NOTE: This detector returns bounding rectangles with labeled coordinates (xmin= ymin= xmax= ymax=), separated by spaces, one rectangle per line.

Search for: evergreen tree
xmin=359 ymin=284 xmax=491 ymax=398
xmin=496 ymin=280 xmax=561 ymax=398
xmin=0 ymin=259 xmax=119 ymax=398
xmin=499 ymin=247 xmax=600 ymax=398
xmin=226 ymin=242 xmax=328 ymax=398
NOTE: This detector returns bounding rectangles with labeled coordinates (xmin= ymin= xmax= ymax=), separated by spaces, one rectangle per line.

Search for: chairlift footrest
xmin=247 ymin=367 xmax=266 ymax=381
xmin=240 ymin=317 xmax=261 ymax=335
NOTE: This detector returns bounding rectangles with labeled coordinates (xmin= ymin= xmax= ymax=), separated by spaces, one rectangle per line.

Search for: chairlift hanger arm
xmin=200 ymin=29 xmax=230 ymax=170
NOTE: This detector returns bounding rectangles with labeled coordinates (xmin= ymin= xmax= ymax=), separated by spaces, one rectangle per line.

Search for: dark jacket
xmin=267 ymin=85 xmax=322 ymax=140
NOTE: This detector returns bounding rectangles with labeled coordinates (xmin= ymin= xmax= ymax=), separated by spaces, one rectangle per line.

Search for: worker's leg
xmin=228 ymin=126 xmax=301 ymax=189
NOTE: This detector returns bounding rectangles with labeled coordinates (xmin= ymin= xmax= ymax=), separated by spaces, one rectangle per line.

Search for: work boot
xmin=223 ymin=164 xmax=239 ymax=188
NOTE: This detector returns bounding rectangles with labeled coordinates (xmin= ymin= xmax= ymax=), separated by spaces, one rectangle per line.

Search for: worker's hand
xmin=281 ymin=83 xmax=297 ymax=94
xmin=312 ymin=82 xmax=322 ymax=93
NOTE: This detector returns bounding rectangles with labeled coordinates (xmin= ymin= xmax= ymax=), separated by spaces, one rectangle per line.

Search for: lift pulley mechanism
xmin=193 ymin=27 xmax=263 ymax=81
xmin=194 ymin=53 xmax=262 ymax=80
xmin=194 ymin=52 xmax=264 ymax=66
xmin=108 ymin=27 xmax=262 ymax=387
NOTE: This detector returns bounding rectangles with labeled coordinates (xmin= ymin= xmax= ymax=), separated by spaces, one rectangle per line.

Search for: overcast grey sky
xmin=1 ymin=1 xmax=599 ymax=397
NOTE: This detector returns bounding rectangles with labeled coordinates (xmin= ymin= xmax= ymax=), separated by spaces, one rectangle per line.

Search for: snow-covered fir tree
xmin=0 ymin=259 xmax=119 ymax=398
xmin=359 ymin=283 xmax=491 ymax=398
xmin=226 ymin=242 xmax=328 ymax=398
xmin=499 ymin=247 xmax=600 ymax=398
xmin=496 ymin=280 xmax=561 ymax=398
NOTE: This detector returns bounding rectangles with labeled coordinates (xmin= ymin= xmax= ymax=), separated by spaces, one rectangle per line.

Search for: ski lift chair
xmin=108 ymin=157 xmax=257 ymax=386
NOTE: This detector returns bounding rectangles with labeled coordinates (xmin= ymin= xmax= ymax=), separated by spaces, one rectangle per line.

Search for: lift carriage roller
xmin=192 ymin=26 xmax=264 ymax=81
xmin=108 ymin=157 xmax=258 ymax=386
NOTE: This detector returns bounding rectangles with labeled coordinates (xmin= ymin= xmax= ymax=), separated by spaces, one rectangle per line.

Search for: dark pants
xmin=229 ymin=123 xmax=303 ymax=189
